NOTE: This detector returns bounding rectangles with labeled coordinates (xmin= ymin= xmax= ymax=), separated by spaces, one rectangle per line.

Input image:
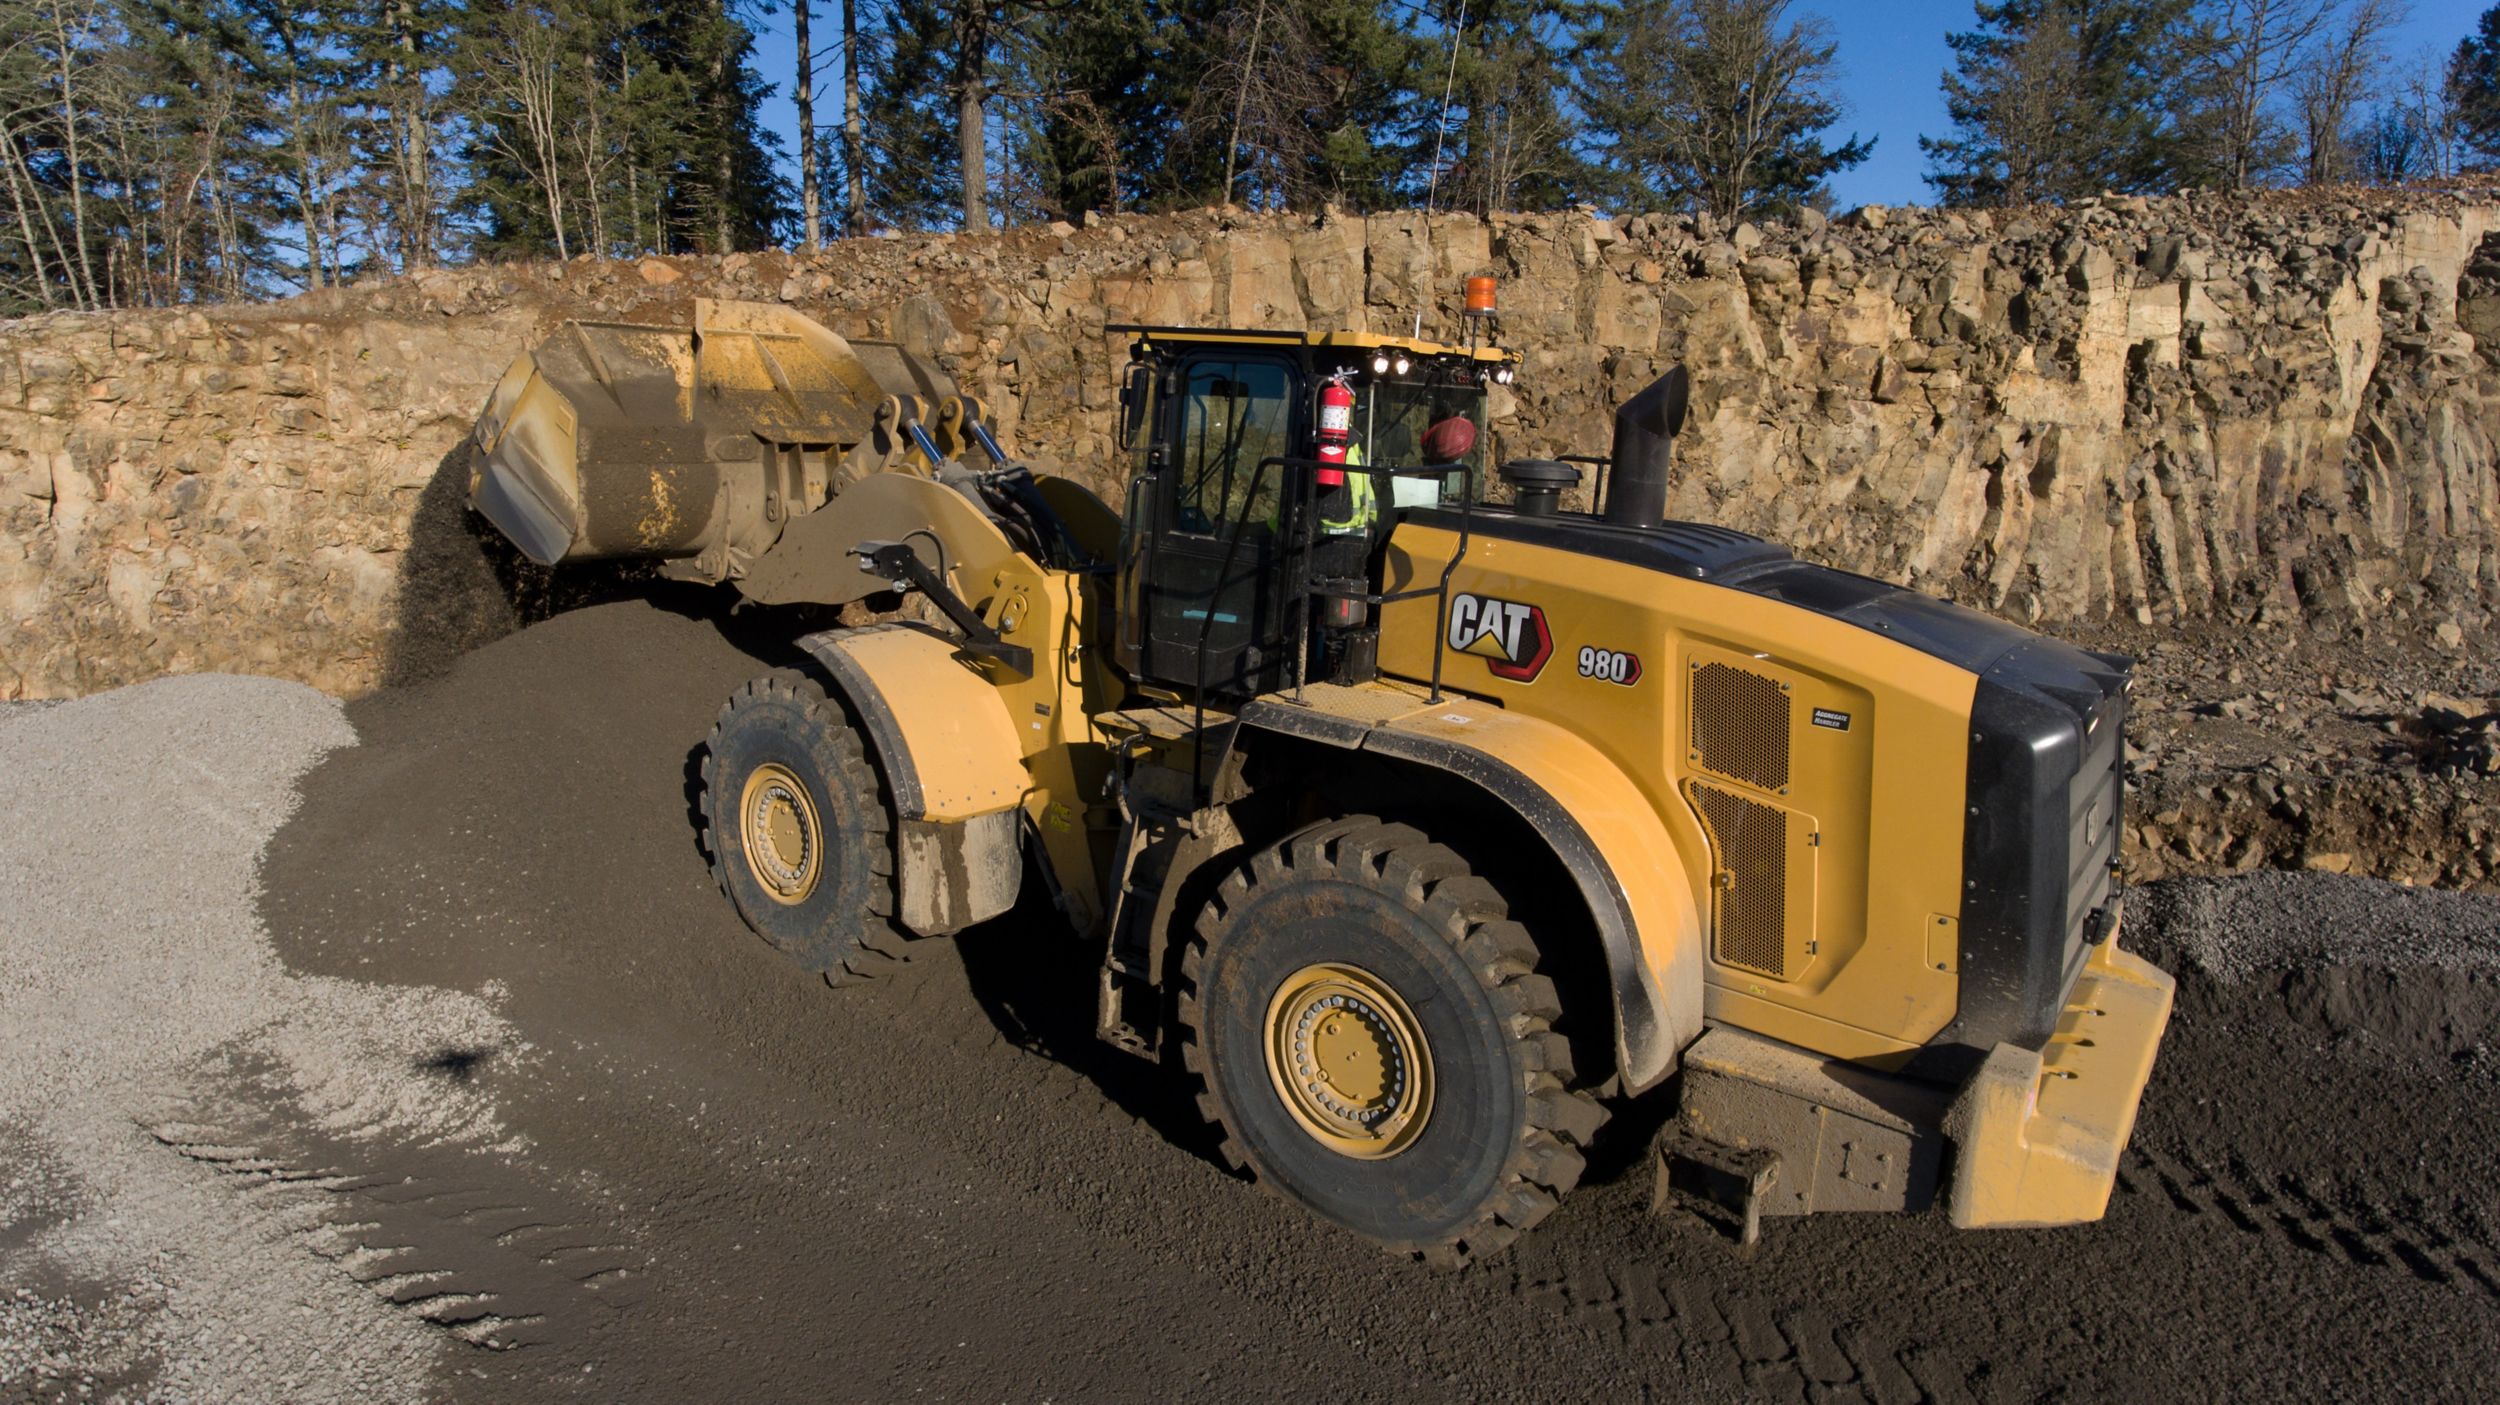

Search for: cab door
xmin=1134 ymin=353 xmax=1301 ymax=696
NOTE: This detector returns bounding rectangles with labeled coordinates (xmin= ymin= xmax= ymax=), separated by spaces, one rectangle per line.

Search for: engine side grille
xmin=1691 ymin=662 xmax=1790 ymax=792
xmin=1692 ymin=782 xmax=1790 ymax=978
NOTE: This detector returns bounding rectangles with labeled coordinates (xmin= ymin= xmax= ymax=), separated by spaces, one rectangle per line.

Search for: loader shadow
xmin=671 ymin=728 xmax=1224 ymax=1169
xmin=950 ymin=883 xmax=1235 ymax=1169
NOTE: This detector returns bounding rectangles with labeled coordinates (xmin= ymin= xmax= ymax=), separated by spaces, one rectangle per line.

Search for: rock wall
xmin=4 ymin=188 xmax=2498 ymax=699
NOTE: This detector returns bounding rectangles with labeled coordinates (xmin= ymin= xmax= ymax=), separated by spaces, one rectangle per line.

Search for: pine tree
xmin=1921 ymin=0 xmax=2198 ymax=205
xmin=341 ymin=0 xmax=455 ymax=270
xmin=807 ymin=0 xmax=879 ymax=234
xmin=643 ymin=0 xmax=788 ymax=251
xmin=1411 ymin=0 xmax=1594 ymax=217
xmin=2454 ymin=4 xmax=2500 ymax=166
xmin=795 ymin=0 xmax=818 ymax=247
xmin=1168 ymin=0 xmax=1419 ymax=211
xmin=114 ymin=0 xmax=272 ymax=302
xmin=451 ymin=0 xmax=785 ymax=258
xmin=220 ymin=0 xmax=368 ymax=287
xmin=1577 ymin=0 xmax=1870 ymax=220
xmin=994 ymin=0 xmax=1169 ymax=219
xmin=854 ymin=0 xmax=961 ymax=227
xmin=451 ymin=0 xmax=596 ymax=258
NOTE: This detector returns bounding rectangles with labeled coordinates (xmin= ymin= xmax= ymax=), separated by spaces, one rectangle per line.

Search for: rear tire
xmin=1177 ymin=818 xmax=1606 ymax=1266
xmin=699 ymin=669 xmax=906 ymax=984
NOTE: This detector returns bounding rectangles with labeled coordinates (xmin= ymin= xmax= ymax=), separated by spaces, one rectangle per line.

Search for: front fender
xmin=1239 ymin=696 xmax=1706 ymax=1095
xmin=798 ymin=624 xmax=1027 ymax=935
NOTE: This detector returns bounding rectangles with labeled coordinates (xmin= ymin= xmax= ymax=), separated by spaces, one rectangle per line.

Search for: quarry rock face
xmin=2 ymin=190 xmax=2497 ymax=700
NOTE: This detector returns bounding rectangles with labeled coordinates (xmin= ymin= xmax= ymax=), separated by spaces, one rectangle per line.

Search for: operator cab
xmin=1108 ymin=326 xmax=1513 ymax=699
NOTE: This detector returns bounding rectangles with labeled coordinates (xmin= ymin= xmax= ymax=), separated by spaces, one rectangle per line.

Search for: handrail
xmin=1184 ymin=452 xmax=1478 ymax=798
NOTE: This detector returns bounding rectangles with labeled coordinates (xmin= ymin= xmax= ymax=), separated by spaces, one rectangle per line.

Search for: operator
xmin=1314 ymin=437 xmax=1375 ymax=538
xmin=1314 ymin=402 xmax=1479 ymax=537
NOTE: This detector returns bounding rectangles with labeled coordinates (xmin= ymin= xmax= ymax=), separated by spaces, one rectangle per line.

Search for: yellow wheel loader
xmin=469 ymin=298 xmax=2173 ymax=1262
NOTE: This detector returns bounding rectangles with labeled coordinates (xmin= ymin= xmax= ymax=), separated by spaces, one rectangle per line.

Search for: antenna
xmin=1416 ymin=0 xmax=1468 ymax=340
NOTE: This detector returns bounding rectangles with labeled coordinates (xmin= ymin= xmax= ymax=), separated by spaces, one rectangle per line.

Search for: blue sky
xmin=744 ymin=0 xmax=2490 ymax=215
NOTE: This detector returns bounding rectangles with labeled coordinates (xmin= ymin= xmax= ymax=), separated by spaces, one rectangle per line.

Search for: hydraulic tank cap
xmin=1499 ymin=458 xmax=1581 ymax=518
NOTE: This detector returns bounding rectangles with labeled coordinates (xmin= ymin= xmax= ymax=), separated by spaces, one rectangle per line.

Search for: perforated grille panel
xmin=1692 ymin=783 xmax=1790 ymax=978
xmin=1690 ymin=662 xmax=1791 ymax=792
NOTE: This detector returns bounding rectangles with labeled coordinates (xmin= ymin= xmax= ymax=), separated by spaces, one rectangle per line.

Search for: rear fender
xmin=1238 ymin=699 xmax=1706 ymax=1094
xmin=798 ymin=625 xmax=1028 ymax=936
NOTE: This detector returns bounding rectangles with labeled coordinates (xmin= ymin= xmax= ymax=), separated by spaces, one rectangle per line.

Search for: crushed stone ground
xmin=0 ymin=677 xmax=520 ymax=1404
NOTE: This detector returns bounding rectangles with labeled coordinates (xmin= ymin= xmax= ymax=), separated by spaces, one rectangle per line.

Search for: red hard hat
xmin=1422 ymin=415 xmax=1477 ymax=463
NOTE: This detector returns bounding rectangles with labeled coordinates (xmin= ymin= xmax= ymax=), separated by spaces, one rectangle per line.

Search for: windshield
xmin=1351 ymin=377 xmax=1486 ymax=510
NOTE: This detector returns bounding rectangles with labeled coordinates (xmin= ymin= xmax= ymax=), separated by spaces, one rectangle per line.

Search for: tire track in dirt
xmin=141 ymin=1087 xmax=643 ymax=1355
xmin=2121 ymin=1143 xmax=2500 ymax=1302
xmin=1504 ymin=1257 xmax=1965 ymax=1404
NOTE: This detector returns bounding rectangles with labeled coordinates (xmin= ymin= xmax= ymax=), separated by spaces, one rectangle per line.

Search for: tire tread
xmin=697 ymin=668 xmax=905 ymax=986
xmin=1174 ymin=816 xmax=1608 ymax=1268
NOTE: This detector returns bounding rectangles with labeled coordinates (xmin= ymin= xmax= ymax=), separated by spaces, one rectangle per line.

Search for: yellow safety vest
xmin=1270 ymin=443 xmax=1379 ymax=537
xmin=1320 ymin=444 xmax=1377 ymax=537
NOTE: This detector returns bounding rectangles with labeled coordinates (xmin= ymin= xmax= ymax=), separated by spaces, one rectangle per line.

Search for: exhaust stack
xmin=1603 ymin=366 xmax=1690 ymax=531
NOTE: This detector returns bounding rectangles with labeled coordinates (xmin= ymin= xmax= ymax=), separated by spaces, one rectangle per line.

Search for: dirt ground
xmin=7 ymin=598 xmax=2498 ymax=1402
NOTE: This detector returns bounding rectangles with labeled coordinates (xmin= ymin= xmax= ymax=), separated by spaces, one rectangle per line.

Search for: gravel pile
xmin=2135 ymin=870 xmax=2500 ymax=984
xmin=2132 ymin=870 xmax=2500 ymax=1062
xmin=0 ymin=675 xmax=519 ymax=1403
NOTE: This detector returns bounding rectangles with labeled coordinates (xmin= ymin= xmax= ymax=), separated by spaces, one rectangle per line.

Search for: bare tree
xmin=1425 ymin=1 xmax=1586 ymax=219
xmin=2400 ymin=44 xmax=2465 ymax=177
xmin=1452 ymin=86 xmax=1578 ymax=216
xmin=0 ymin=17 xmax=63 ymax=307
xmin=2185 ymin=0 xmax=2343 ymax=189
xmin=567 ymin=48 xmax=614 ymax=255
xmin=795 ymin=0 xmax=818 ymax=248
xmin=1217 ymin=0 xmax=1267 ymax=205
xmin=2292 ymin=0 xmax=2402 ymax=184
xmin=842 ymin=0 xmax=866 ymax=232
xmin=1187 ymin=0 xmax=1352 ymax=210
xmin=462 ymin=2 xmax=575 ymax=257
xmin=0 ymin=98 xmax=60 ymax=307
xmin=38 ymin=0 xmax=105 ymax=307
xmin=2350 ymin=44 xmax=2467 ymax=182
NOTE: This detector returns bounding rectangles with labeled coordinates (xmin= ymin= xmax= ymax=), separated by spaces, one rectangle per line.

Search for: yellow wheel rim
xmin=738 ymin=762 xmax=823 ymax=905
xmin=1264 ymin=963 xmax=1435 ymax=1160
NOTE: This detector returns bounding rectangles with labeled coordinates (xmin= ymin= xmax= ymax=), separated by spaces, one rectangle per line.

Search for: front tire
xmin=699 ymin=669 xmax=905 ymax=984
xmin=1177 ymin=818 xmax=1606 ymax=1265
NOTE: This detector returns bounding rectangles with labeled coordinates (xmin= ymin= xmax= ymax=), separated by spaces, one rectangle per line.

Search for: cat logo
xmin=1446 ymin=593 xmax=1553 ymax=682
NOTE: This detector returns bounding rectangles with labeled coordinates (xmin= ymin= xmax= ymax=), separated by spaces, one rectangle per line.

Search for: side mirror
xmin=1117 ymin=364 xmax=1152 ymax=451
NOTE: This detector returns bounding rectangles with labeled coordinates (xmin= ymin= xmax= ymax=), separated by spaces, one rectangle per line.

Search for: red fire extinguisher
xmin=1315 ymin=371 xmax=1354 ymax=486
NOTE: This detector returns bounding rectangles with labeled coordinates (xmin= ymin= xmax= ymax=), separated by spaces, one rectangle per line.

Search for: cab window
xmin=1351 ymin=379 xmax=1485 ymax=510
xmin=1174 ymin=359 xmax=1292 ymax=535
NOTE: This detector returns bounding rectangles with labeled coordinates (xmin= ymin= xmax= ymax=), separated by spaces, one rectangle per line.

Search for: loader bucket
xmin=469 ymin=299 xmax=951 ymax=567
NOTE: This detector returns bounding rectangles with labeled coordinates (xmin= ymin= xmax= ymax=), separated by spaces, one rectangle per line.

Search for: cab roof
xmin=1110 ymin=323 xmax=1514 ymax=367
